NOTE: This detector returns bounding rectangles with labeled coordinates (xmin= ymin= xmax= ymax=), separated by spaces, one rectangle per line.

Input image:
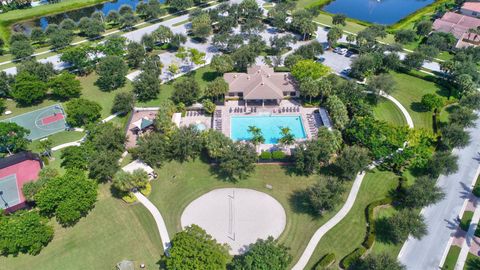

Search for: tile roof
xmin=223 ymin=66 xmax=297 ymax=100
xmin=433 ymin=12 xmax=480 ymax=39
xmin=462 ymin=2 xmax=480 ymax=13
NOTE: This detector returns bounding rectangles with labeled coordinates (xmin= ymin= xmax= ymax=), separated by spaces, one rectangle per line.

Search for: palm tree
xmin=39 ymin=139 xmax=53 ymax=158
xmin=248 ymin=126 xmax=265 ymax=145
xmin=278 ymin=127 xmax=295 ymax=148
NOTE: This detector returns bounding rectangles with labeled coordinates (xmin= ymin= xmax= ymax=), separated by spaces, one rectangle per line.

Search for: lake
xmin=323 ymin=0 xmax=435 ymax=25
xmin=14 ymin=0 xmax=165 ymax=32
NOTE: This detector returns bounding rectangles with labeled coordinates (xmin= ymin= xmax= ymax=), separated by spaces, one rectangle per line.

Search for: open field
xmin=373 ymin=97 xmax=408 ymax=127
xmin=29 ymin=130 xmax=85 ymax=151
xmin=0 ymin=184 xmax=162 ymax=270
xmin=147 ymin=160 xmax=351 ymax=267
xmin=304 ymin=169 xmax=399 ymax=268
xmin=389 ymin=71 xmax=451 ymax=131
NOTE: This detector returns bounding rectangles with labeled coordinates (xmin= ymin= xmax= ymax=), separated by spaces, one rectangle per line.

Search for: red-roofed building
xmin=0 ymin=152 xmax=42 ymax=212
xmin=433 ymin=12 xmax=480 ymax=47
xmin=461 ymin=2 xmax=480 ymax=18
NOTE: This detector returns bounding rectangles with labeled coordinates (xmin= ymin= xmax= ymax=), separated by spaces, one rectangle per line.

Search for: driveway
xmin=398 ymin=115 xmax=480 ymax=270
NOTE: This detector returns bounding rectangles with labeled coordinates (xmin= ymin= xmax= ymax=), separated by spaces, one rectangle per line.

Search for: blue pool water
xmin=231 ymin=115 xmax=306 ymax=144
xmin=323 ymin=0 xmax=434 ymax=25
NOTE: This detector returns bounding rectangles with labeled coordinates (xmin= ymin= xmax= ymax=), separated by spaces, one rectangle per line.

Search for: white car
xmin=339 ymin=48 xmax=348 ymax=55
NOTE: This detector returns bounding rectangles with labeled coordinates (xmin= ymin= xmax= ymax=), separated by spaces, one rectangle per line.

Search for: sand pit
xmin=180 ymin=188 xmax=286 ymax=255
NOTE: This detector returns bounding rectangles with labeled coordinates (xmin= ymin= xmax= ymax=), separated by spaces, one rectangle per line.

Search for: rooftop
xmin=223 ymin=66 xmax=297 ymax=100
xmin=433 ymin=12 xmax=480 ymax=39
xmin=462 ymin=2 xmax=480 ymax=13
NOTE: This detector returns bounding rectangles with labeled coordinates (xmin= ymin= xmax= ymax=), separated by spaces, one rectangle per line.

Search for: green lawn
xmin=373 ymin=97 xmax=408 ymax=127
xmin=465 ymin=252 xmax=480 ymax=270
xmin=389 ymin=71 xmax=450 ymax=131
xmin=146 ymin=160 xmax=351 ymax=267
xmin=28 ymin=130 xmax=85 ymax=152
xmin=441 ymin=245 xmax=461 ymax=270
xmin=0 ymin=184 xmax=163 ymax=270
xmin=300 ymin=169 xmax=399 ymax=269
xmin=460 ymin=211 xmax=474 ymax=231
xmin=370 ymin=206 xmax=403 ymax=257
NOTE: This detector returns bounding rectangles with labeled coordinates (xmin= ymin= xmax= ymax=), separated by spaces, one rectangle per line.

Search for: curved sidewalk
xmin=133 ymin=192 xmax=171 ymax=253
xmin=291 ymin=170 xmax=368 ymax=270
xmin=381 ymin=92 xmax=414 ymax=129
xmin=292 ymin=96 xmax=414 ymax=269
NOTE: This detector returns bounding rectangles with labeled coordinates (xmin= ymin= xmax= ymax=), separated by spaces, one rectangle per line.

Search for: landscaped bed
xmin=146 ymin=160 xmax=352 ymax=267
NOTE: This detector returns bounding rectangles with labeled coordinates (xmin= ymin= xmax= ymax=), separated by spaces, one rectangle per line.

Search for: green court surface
xmin=0 ymin=174 xmax=20 ymax=209
xmin=2 ymin=104 xmax=67 ymax=140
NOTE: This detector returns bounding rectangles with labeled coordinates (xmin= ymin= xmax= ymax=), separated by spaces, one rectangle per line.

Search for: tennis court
xmin=2 ymin=104 xmax=67 ymax=140
xmin=0 ymin=174 xmax=20 ymax=210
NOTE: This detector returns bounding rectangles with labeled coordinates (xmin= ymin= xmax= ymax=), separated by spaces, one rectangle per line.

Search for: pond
xmin=14 ymin=0 xmax=165 ymax=33
xmin=323 ymin=0 xmax=435 ymax=25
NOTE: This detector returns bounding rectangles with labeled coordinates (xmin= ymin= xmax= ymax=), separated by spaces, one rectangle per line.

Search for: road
xmin=398 ymin=115 xmax=480 ymax=270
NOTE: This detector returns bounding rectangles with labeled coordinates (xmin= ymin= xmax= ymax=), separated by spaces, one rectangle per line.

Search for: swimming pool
xmin=231 ymin=115 xmax=306 ymax=144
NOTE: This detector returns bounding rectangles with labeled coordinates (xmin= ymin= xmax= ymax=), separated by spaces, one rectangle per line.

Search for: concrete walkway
xmin=133 ymin=192 xmax=171 ymax=252
xmin=292 ymin=170 xmax=368 ymax=270
xmin=381 ymin=92 xmax=415 ymax=129
xmin=291 ymin=91 xmax=415 ymax=269
xmin=51 ymin=140 xmax=82 ymax=151
xmin=456 ymin=197 xmax=480 ymax=269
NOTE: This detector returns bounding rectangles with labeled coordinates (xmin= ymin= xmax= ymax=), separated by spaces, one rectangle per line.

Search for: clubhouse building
xmin=223 ymin=66 xmax=298 ymax=106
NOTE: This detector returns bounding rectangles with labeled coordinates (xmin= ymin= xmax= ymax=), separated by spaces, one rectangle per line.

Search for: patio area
xmin=212 ymin=100 xmax=329 ymax=151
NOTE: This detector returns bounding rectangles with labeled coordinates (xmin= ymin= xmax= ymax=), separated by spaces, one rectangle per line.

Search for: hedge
xmin=272 ymin=150 xmax=286 ymax=160
xmin=314 ymin=253 xmax=336 ymax=270
xmin=259 ymin=151 xmax=272 ymax=160
xmin=362 ymin=197 xmax=393 ymax=249
xmin=340 ymin=247 xmax=367 ymax=269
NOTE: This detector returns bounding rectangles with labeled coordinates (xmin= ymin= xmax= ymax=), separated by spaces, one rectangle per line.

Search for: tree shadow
xmin=288 ymin=190 xmax=319 ymax=218
xmin=410 ymin=102 xmax=429 ymax=113
xmin=465 ymin=256 xmax=480 ymax=270
xmin=202 ymin=71 xmax=220 ymax=82
xmin=374 ymin=217 xmax=397 ymax=244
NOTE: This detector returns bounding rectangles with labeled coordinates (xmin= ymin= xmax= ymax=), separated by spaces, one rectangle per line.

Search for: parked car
xmin=341 ymin=68 xmax=351 ymax=75
xmin=333 ymin=47 xmax=342 ymax=54
xmin=316 ymin=56 xmax=326 ymax=63
xmin=339 ymin=48 xmax=348 ymax=55
xmin=345 ymin=50 xmax=355 ymax=57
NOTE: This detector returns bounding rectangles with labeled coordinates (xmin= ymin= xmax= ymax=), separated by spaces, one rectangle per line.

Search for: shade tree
xmin=229 ymin=236 xmax=292 ymax=270
xmin=0 ymin=210 xmax=53 ymax=255
xmin=49 ymin=72 xmax=81 ymax=100
xmin=334 ymin=145 xmax=371 ymax=181
xmin=384 ymin=209 xmax=427 ymax=243
xmin=35 ymin=169 xmax=97 ymax=226
xmin=0 ymin=122 xmax=30 ymax=154
xmin=163 ymin=224 xmax=230 ymax=270
xmin=172 ymin=77 xmax=202 ymax=105
xmin=95 ymin=55 xmax=128 ymax=91
xmin=325 ymin=95 xmax=349 ymax=130
xmin=216 ymin=142 xmax=257 ymax=181
xmin=400 ymin=176 xmax=444 ymax=209
xmin=112 ymin=169 xmax=149 ymax=192
xmin=169 ymin=125 xmax=204 ymax=162
xmin=111 ymin=91 xmax=135 ymax=114
xmin=11 ymin=71 xmax=47 ymax=105
xmin=65 ymin=98 xmax=102 ymax=127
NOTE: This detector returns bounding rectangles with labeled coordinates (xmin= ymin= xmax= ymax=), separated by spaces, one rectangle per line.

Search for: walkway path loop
xmin=133 ymin=191 xmax=171 ymax=253
xmin=292 ymin=94 xmax=414 ymax=269
xmin=292 ymin=170 xmax=368 ymax=270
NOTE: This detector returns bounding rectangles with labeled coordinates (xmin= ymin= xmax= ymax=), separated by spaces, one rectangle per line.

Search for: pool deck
xmin=214 ymin=100 xmax=323 ymax=152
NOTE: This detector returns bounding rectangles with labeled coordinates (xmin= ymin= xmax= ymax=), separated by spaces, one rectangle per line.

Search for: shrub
xmin=314 ymin=253 xmax=336 ymax=269
xmin=363 ymin=197 xmax=392 ymax=249
xmin=272 ymin=150 xmax=286 ymax=160
xmin=140 ymin=182 xmax=152 ymax=196
xmin=340 ymin=247 xmax=367 ymax=269
xmin=259 ymin=151 xmax=272 ymax=160
xmin=473 ymin=185 xmax=480 ymax=197
xmin=122 ymin=192 xmax=137 ymax=203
